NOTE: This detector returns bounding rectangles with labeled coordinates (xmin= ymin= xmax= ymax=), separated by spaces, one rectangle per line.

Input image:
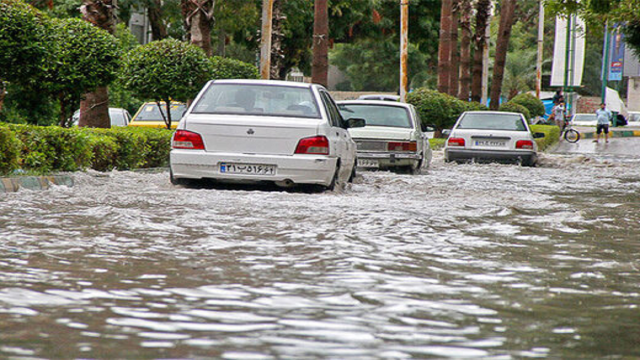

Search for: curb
xmin=0 ymin=175 xmax=74 ymax=194
xmin=580 ymin=129 xmax=640 ymax=139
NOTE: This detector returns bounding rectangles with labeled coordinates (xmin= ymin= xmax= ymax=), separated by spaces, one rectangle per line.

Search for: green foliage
xmin=509 ymin=93 xmax=545 ymax=118
xmin=8 ymin=124 xmax=93 ymax=173
xmin=120 ymin=39 xmax=211 ymax=126
xmin=210 ymin=56 xmax=259 ymax=80
xmin=0 ymin=125 xmax=21 ymax=174
xmin=530 ymin=124 xmax=560 ymax=151
xmin=0 ymin=124 xmax=173 ymax=173
xmin=0 ymin=0 xmax=50 ymax=83
xmin=499 ymin=102 xmax=532 ymax=121
xmin=45 ymin=18 xmax=122 ymax=124
xmin=406 ymin=88 xmax=471 ymax=131
xmin=0 ymin=82 xmax=59 ymax=126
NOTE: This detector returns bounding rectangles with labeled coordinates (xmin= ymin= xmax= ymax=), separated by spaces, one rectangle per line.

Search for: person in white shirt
xmin=553 ymin=101 xmax=566 ymax=130
xmin=594 ymin=103 xmax=612 ymax=143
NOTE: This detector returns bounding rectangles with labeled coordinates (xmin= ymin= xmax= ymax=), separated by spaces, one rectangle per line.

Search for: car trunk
xmin=184 ymin=114 xmax=321 ymax=155
xmin=349 ymin=126 xmax=414 ymax=151
xmin=458 ymin=130 xmax=518 ymax=150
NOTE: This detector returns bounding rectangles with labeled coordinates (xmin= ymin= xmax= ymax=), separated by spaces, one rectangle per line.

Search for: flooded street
xmin=1 ymin=151 xmax=639 ymax=358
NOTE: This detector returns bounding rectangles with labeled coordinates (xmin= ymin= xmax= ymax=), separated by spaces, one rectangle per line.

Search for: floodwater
xmin=1 ymin=152 xmax=639 ymax=358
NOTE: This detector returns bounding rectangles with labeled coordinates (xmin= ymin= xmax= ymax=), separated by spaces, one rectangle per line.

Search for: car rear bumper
xmin=357 ymin=151 xmax=421 ymax=168
xmin=170 ymin=150 xmax=337 ymax=186
xmin=445 ymin=148 xmax=536 ymax=164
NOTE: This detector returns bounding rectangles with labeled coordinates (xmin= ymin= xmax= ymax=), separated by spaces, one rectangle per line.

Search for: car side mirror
xmin=345 ymin=117 xmax=366 ymax=129
xmin=442 ymin=129 xmax=452 ymax=137
xmin=533 ymin=132 xmax=545 ymax=138
xmin=421 ymin=123 xmax=436 ymax=132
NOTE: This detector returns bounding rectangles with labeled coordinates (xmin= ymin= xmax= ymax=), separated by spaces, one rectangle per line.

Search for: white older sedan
xmin=337 ymin=100 xmax=432 ymax=174
xmin=169 ymin=80 xmax=363 ymax=190
xmin=444 ymin=111 xmax=544 ymax=167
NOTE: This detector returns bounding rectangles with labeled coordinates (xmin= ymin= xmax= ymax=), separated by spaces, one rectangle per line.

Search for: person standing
xmin=553 ymin=88 xmax=563 ymax=105
xmin=553 ymin=101 xmax=566 ymax=130
xmin=595 ymin=103 xmax=612 ymax=143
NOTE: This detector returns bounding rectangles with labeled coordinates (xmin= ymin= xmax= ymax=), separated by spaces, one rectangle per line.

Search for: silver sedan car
xmin=337 ymin=100 xmax=432 ymax=174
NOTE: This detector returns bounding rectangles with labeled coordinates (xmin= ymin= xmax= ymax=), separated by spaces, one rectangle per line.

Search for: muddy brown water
xmin=1 ymin=152 xmax=639 ymax=358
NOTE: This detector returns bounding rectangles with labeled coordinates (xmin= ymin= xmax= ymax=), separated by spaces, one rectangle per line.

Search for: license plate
xmin=357 ymin=159 xmax=379 ymax=168
xmin=219 ymin=163 xmax=276 ymax=175
xmin=475 ymin=140 xmax=506 ymax=147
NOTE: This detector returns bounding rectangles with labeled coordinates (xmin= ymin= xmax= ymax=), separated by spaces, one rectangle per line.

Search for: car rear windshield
xmin=337 ymin=104 xmax=412 ymax=128
xmin=135 ymin=103 xmax=186 ymax=121
xmin=191 ymin=84 xmax=321 ymax=118
xmin=456 ymin=113 xmax=527 ymax=131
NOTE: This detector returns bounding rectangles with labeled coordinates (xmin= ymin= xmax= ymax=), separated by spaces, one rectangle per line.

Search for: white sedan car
xmin=337 ymin=100 xmax=432 ymax=174
xmin=444 ymin=111 xmax=544 ymax=167
xmin=170 ymin=80 xmax=363 ymax=190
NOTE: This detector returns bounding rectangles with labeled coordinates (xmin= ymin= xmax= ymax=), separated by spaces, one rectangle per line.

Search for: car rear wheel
xmin=348 ymin=161 xmax=356 ymax=183
xmin=170 ymin=168 xmax=189 ymax=186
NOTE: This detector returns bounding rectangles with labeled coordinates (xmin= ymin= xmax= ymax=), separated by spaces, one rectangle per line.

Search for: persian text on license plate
xmin=475 ymin=140 xmax=506 ymax=147
xmin=220 ymin=163 xmax=276 ymax=175
xmin=357 ymin=159 xmax=379 ymax=168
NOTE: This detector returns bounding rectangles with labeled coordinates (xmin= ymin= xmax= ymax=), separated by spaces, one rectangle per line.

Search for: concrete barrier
xmin=0 ymin=175 xmax=74 ymax=193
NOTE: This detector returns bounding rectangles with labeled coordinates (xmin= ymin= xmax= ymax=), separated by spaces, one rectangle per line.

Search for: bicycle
xmin=561 ymin=117 xmax=580 ymax=143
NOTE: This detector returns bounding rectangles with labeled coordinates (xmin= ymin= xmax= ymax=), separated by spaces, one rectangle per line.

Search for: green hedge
xmin=406 ymin=88 xmax=487 ymax=133
xmin=0 ymin=124 xmax=174 ymax=174
xmin=499 ymin=102 xmax=531 ymax=121
xmin=530 ymin=124 xmax=559 ymax=151
xmin=509 ymin=93 xmax=545 ymax=118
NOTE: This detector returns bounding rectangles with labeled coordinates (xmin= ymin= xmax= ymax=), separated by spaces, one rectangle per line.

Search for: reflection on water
xmin=1 ymin=152 xmax=639 ymax=358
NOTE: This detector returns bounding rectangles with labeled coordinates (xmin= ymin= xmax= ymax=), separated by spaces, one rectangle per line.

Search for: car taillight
xmin=295 ymin=136 xmax=329 ymax=155
xmin=447 ymin=137 xmax=465 ymax=147
xmin=516 ymin=140 xmax=534 ymax=150
xmin=172 ymin=130 xmax=205 ymax=150
xmin=387 ymin=141 xmax=417 ymax=152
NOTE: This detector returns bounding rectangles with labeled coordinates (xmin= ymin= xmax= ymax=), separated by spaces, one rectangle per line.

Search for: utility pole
xmin=312 ymin=0 xmax=329 ymax=87
xmin=480 ymin=6 xmax=492 ymax=105
xmin=260 ymin=0 xmax=274 ymax=80
xmin=601 ymin=21 xmax=610 ymax=104
xmin=400 ymin=0 xmax=409 ymax=102
xmin=536 ymin=0 xmax=544 ymax=99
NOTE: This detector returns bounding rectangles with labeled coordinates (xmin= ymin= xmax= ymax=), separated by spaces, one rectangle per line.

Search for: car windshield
xmin=191 ymin=84 xmax=321 ymax=118
xmin=456 ymin=113 xmax=527 ymax=131
xmin=135 ymin=103 xmax=186 ymax=121
xmin=338 ymin=104 xmax=412 ymax=128
xmin=108 ymin=109 xmax=127 ymax=126
xmin=573 ymin=114 xmax=596 ymax=121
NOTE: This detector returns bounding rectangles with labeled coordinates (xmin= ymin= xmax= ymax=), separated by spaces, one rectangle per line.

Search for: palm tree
xmin=181 ymin=0 xmax=216 ymax=56
xmin=312 ymin=0 xmax=328 ymax=87
xmin=458 ymin=0 xmax=472 ymax=100
xmin=437 ymin=0 xmax=453 ymax=94
xmin=449 ymin=1 xmax=460 ymax=97
xmin=471 ymin=0 xmax=491 ymax=102
xmin=503 ymin=49 xmax=538 ymax=100
xmin=490 ymin=0 xmax=517 ymax=110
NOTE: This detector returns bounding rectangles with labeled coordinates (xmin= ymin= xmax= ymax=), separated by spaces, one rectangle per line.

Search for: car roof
xmin=336 ymin=100 xmax=410 ymax=108
xmin=463 ymin=111 xmax=521 ymax=116
xmin=212 ymin=79 xmax=316 ymax=89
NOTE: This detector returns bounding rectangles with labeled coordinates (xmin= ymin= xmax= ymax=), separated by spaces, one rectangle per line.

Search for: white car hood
xmin=348 ymin=126 xmax=414 ymax=140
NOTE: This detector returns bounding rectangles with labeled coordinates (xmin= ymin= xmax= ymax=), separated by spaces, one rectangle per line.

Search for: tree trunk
xmin=437 ymin=0 xmax=453 ymax=94
xmin=312 ymin=0 xmax=329 ymax=87
xmin=270 ymin=0 xmax=286 ymax=80
xmin=458 ymin=0 xmax=472 ymax=100
xmin=471 ymin=0 xmax=491 ymax=102
xmin=449 ymin=1 xmax=460 ymax=97
xmin=79 ymin=0 xmax=116 ymax=129
xmin=217 ymin=28 xmax=226 ymax=57
xmin=489 ymin=0 xmax=517 ymax=110
xmin=148 ymin=0 xmax=168 ymax=41
xmin=182 ymin=0 xmax=215 ymax=57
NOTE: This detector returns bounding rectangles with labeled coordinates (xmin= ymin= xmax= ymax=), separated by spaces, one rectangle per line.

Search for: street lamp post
xmin=260 ymin=0 xmax=274 ymax=80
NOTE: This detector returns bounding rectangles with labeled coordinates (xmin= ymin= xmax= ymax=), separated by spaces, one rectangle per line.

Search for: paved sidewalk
xmin=0 ymin=175 xmax=74 ymax=193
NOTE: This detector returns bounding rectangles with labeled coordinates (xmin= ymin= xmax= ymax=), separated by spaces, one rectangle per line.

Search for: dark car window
xmin=338 ymin=104 xmax=412 ymax=128
xmin=456 ymin=113 xmax=527 ymax=131
xmin=191 ymin=84 xmax=321 ymax=119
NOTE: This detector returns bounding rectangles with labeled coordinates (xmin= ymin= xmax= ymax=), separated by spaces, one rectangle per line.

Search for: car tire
xmin=326 ymin=165 xmax=340 ymax=191
xmin=170 ymin=168 xmax=189 ymax=186
xmin=348 ymin=161 xmax=356 ymax=183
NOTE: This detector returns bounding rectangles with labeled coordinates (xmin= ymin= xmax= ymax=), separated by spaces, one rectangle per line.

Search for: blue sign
xmin=609 ymin=29 xmax=625 ymax=81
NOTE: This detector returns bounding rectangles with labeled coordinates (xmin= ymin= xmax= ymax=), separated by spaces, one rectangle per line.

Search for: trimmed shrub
xmin=126 ymin=127 xmax=173 ymax=168
xmin=85 ymin=127 xmax=147 ymax=170
xmin=86 ymin=134 xmax=120 ymax=171
xmin=0 ymin=125 xmax=21 ymax=174
xmin=530 ymin=124 xmax=560 ymax=151
xmin=406 ymin=88 xmax=464 ymax=132
xmin=210 ymin=56 xmax=260 ymax=80
xmin=499 ymin=102 xmax=531 ymax=121
xmin=510 ymin=93 xmax=545 ymax=118
xmin=8 ymin=124 xmax=93 ymax=173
